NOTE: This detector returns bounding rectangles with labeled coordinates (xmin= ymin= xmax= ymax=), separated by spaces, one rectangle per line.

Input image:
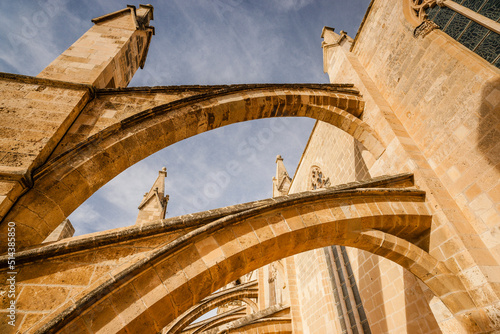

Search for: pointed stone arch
xmin=2 ymin=84 xmax=388 ymax=251
xmin=24 ymin=186 xmax=491 ymax=334
xmin=188 ymin=308 xmax=248 ymax=334
xmin=193 ymin=305 xmax=290 ymax=334
xmin=163 ymin=281 xmax=259 ymax=334
xmin=219 ymin=318 xmax=292 ymax=334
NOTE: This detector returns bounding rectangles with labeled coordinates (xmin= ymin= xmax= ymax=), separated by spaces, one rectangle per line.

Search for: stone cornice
xmin=0 ymin=72 xmax=95 ymax=94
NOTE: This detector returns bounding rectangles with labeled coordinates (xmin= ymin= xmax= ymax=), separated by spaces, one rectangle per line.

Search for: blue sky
xmin=0 ymin=0 xmax=371 ymax=235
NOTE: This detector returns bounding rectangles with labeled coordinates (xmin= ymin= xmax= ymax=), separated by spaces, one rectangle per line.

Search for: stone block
xmin=17 ymin=285 xmax=71 ymax=312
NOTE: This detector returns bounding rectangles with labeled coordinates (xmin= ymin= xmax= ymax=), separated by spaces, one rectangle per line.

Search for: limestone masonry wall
xmin=353 ymin=0 xmax=500 ymax=264
xmin=316 ymin=0 xmax=500 ymax=331
xmin=291 ymin=118 xmax=440 ymax=332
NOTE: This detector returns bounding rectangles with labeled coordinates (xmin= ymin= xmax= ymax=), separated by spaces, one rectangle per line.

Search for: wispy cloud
xmin=68 ymin=202 xmax=103 ymax=235
xmin=269 ymin=0 xmax=315 ymax=12
xmin=0 ymin=0 xmax=91 ymax=75
xmin=69 ymin=117 xmax=315 ymax=235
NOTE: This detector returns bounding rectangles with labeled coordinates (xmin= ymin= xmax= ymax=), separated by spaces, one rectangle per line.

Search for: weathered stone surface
xmin=1 ymin=185 xmax=453 ymax=334
xmin=0 ymin=1 xmax=499 ymax=333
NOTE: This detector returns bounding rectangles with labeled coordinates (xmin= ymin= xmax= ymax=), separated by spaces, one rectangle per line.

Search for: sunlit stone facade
xmin=0 ymin=1 xmax=499 ymax=333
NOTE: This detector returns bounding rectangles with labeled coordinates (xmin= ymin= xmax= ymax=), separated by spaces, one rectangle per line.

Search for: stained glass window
xmin=459 ymin=21 xmax=489 ymax=50
xmin=475 ymin=31 xmax=500 ymax=62
xmin=462 ymin=0 xmax=487 ymax=12
xmin=427 ymin=4 xmax=441 ymax=20
xmin=444 ymin=12 xmax=471 ymax=39
xmin=478 ymin=0 xmax=500 ymax=21
xmin=432 ymin=6 xmax=456 ymax=28
xmin=425 ymin=0 xmax=500 ymax=69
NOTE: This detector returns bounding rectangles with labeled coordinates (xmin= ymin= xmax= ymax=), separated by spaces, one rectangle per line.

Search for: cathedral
xmin=0 ymin=1 xmax=499 ymax=333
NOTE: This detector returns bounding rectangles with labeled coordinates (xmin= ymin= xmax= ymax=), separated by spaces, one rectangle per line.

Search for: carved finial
xmin=413 ymin=19 xmax=440 ymax=39
xmin=273 ymin=155 xmax=292 ymax=197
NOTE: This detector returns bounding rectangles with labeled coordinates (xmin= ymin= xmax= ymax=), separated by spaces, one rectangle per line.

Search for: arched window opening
xmin=310 ymin=165 xmax=331 ymax=190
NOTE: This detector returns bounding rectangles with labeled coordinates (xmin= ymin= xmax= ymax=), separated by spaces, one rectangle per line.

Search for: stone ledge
xmin=0 ymin=72 xmax=95 ymax=94
xmin=96 ymin=83 xmax=360 ymax=95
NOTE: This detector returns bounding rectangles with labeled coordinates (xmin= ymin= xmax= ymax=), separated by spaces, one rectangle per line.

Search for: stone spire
xmin=272 ymin=155 xmax=292 ymax=197
xmin=37 ymin=4 xmax=155 ymax=88
xmin=135 ymin=167 xmax=169 ymax=224
xmin=321 ymin=26 xmax=353 ymax=49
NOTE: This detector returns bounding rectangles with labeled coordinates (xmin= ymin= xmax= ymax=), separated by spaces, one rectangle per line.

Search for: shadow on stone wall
xmin=358 ymin=251 xmax=389 ymax=333
xmin=354 ymin=140 xmax=371 ymax=182
xmin=404 ymin=269 xmax=441 ymax=333
xmin=478 ymin=77 xmax=500 ymax=173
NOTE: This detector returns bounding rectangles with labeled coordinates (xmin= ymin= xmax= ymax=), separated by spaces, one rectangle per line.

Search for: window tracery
xmin=407 ymin=0 xmax=500 ymax=68
xmin=310 ymin=166 xmax=331 ymax=190
xmin=409 ymin=0 xmax=439 ymax=22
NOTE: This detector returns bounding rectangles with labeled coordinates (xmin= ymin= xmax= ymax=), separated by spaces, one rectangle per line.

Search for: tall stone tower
xmin=37 ymin=4 xmax=154 ymax=88
xmin=272 ymin=155 xmax=292 ymax=197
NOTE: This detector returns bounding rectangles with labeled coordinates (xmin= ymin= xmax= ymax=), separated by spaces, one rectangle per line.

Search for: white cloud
xmin=270 ymin=0 xmax=315 ymax=12
xmin=68 ymin=202 xmax=102 ymax=235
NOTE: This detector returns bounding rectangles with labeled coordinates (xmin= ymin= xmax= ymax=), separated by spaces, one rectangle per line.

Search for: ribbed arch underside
xmin=222 ymin=319 xmax=292 ymax=334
